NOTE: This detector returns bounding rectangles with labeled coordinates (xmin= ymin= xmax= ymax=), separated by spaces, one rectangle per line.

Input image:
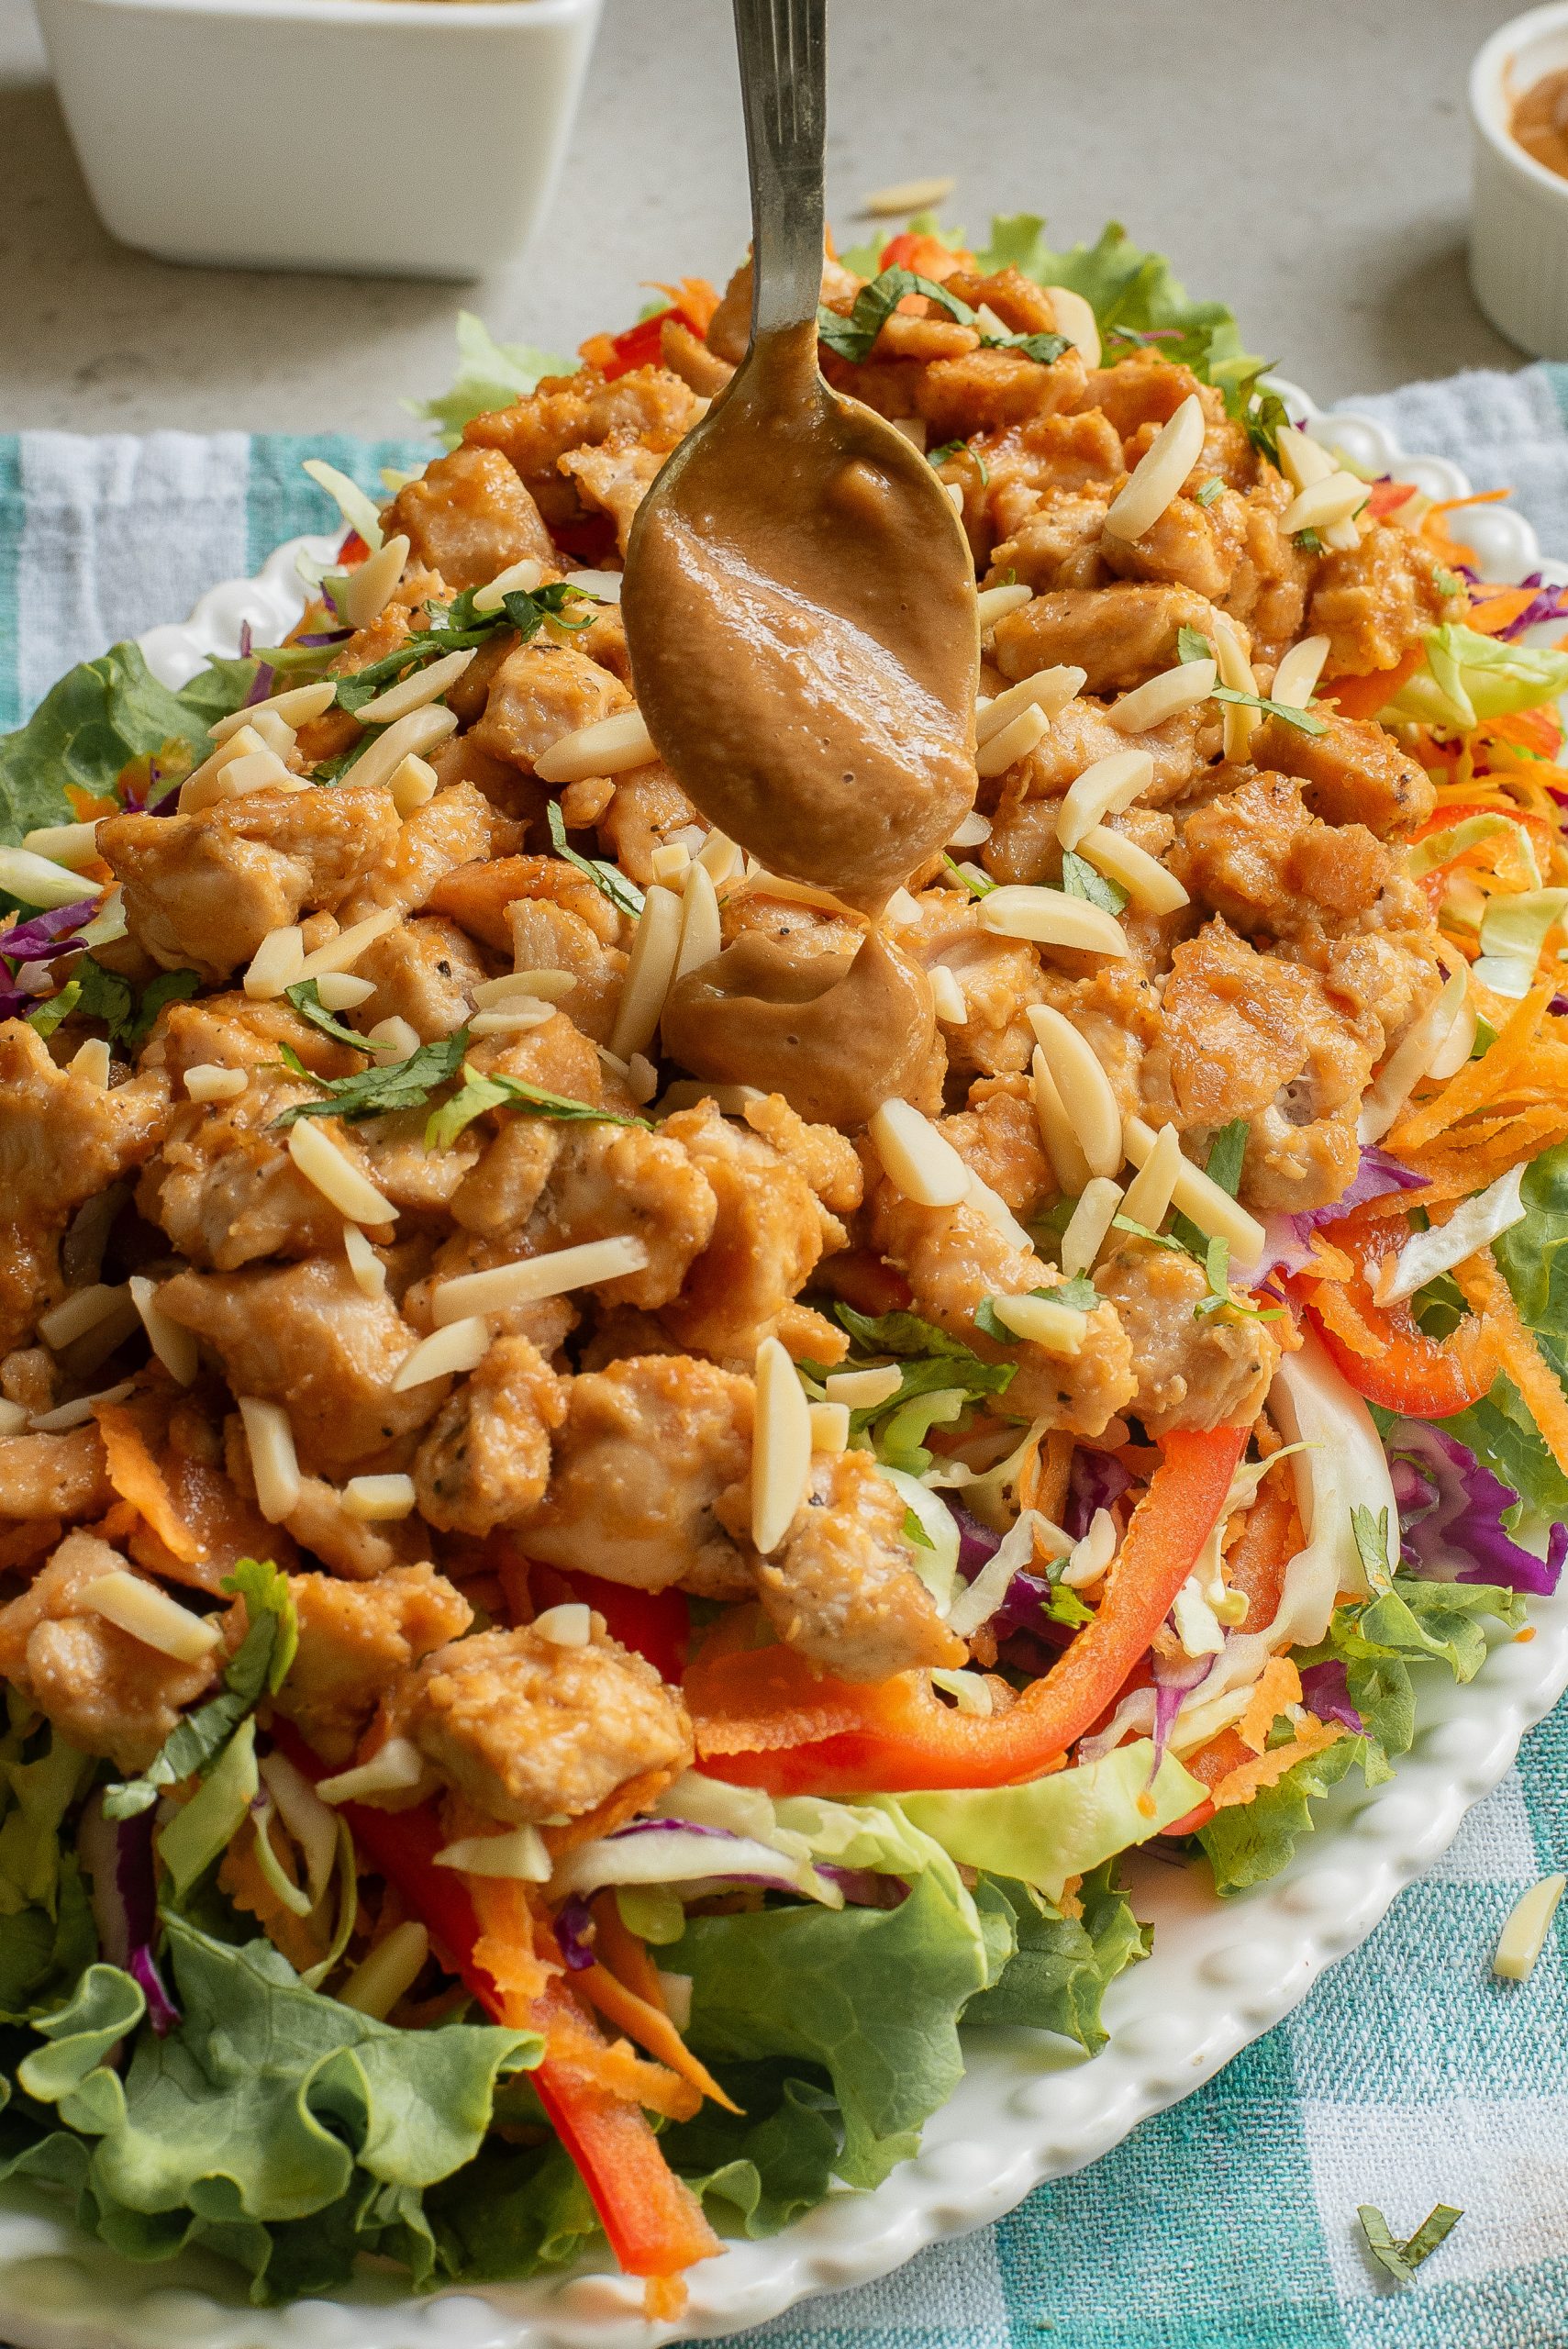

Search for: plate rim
xmin=0 ymin=385 xmax=1562 ymax=2349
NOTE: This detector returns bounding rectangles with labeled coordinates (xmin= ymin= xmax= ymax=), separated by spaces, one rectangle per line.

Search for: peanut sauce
xmin=624 ymin=322 xmax=977 ymax=905
xmin=1511 ymin=66 xmax=1568 ymax=181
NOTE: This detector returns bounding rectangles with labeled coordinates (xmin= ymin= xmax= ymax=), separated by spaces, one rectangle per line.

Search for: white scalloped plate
xmin=1 ymin=389 xmax=1564 ymax=2349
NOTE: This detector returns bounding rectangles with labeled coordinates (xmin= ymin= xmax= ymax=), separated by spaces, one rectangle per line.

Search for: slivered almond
xmin=211 ymin=679 xmax=339 ymax=742
xmin=39 ymin=1284 xmax=128 ymax=1350
xmin=184 ymin=1063 xmax=249 ymax=1102
xmin=474 ymin=970 xmax=575 ymax=1006
xmin=1122 ymin=1114 xmax=1265 ymax=1263
xmin=1210 ymin=612 xmax=1260 ymax=762
xmin=339 ymin=534 xmax=410 ymax=631
xmin=1110 ymin=659 xmax=1216 ymax=734
xmin=974 ymin=664 xmax=1085 ymax=745
xmin=824 ymin=1364 xmax=904 ymax=1408
xmin=1271 ymin=633 xmax=1331 ymax=711
xmin=1281 ymin=473 xmax=1367 ymax=535
xmin=473 ymin=556 xmax=547 ymax=615
xmin=974 ymin=583 xmax=1033 ymax=629
xmin=238 ymin=1396 xmax=302 ymax=1523
xmin=929 ymin=965 xmax=968 ymax=1023
xmin=315 ymin=972 xmax=376 ymax=1011
xmin=341 ymin=1474 xmax=417 ymax=1521
xmin=129 ymin=1275 xmax=199 ymax=1385
xmin=1030 ymin=1048 xmax=1094 ymax=1196
xmin=610 ymin=881 xmax=684 ymax=1061
xmin=69 ymin=1038 xmax=110 ymax=1087
xmin=808 ymin=1400 xmax=851 ymax=1453
xmin=753 ymin=1335 xmax=813 ymax=1554
xmin=391 ymin=1318 xmax=491 ymax=1391
xmin=674 ymin=860 xmax=723 ymax=979
xmin=1118 ymin=1120 xmax=1184 ymax=1232
xmin=1061 ymin=1176 xmax=1123 ymax=1277
xmin=342 ymin=1224 xmax=386 ymax=1299
xmin=295 ymin=907 xmax=400 ymax=983
xmin=535 ymin=708 xmax=656 ymax=785
xmin=1056 ymin=749 xmax=1154 ymax=850
xmin=991 ymin=1294 xmax=1087 ymax=1355
xmin=431 ymin=1236 xmax=649 ymax=1326
xmin=1104 ymin=395 xmax=1206 ymax=540
xmin=869 ymin=1099 xmax=969 ymax=1208
xmin=1044 ymin=284 xmax=1100 ymax=367
xmin=975 ymin=701 xmax=1050 ymax=778
xmin=979 ymin=885 xmax=1129 ymax=956
xmin=287 ymin=1119 xmax=398 ymax=1227
xmin=354 ymin=649 xmax=475 ymax=728
xmin=1027 ymin=1005 xmax=1122 ymax=1178
xmin=388 ymin=753 xmax=439 ymax=817
xmin=82 ymin=1569 xmax=220 ymax=1663
xmin=350 ymin=705 xmax=459 ymax=796
xmin=244 ymin=924 xmax=306 ymax=1001
xmin=317 ymin=1738 xmax=428 ymax=1805
xmin=1076 ymin=825 xmax=1190 ymax=914
xmin=1273 ymin=423 xmax=1336 ymax=494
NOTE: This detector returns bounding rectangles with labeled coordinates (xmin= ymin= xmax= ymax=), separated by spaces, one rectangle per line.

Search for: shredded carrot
xmin=1464 ymin=586 xmax=1541 ymax=638
xmin=1307 ymin=1279 xmax=1385 ymax=1359
xmin=1210 ymin=1715 xmax=1343 ymax=1810
xmin=576 ymin=1962 xmax=741 ymax=2115
xmin=1451 ymin=1249 xmax=1568 ymax=1476
xmin=92 ymin=1401 xmax=204 ymax=1565
xmin=1390 ymin=985 xmax=1552 ymax=1152
xmin=1318 ymin=649 xmax=1420 ymax=722
xmin=546 ymin=2006 xmax=701 ymax=2122
xmin=647 ymin=277 xmax=720 ymax=332
xmin=591 ymin=1887 xmax=669 ymax=2010
xmin=469 ymin=1876 xmax=560 ymax=2007
xmin=1236 ymin=1657 xmax=1302 ymax=1755
xmin=1305 ymin=1233 xmax=1355 ymax=1282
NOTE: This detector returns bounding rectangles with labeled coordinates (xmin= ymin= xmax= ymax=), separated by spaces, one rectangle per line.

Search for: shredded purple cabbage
xmin=128 ymin=1943 xmax=182 ymax=2037
xmin=1065 ymin=1447 xmax=1133 ymax=1541
xmin=1496 ymin=575 xmax=1568 ymax=640
xmin=243 ymin=661 xmax=276 ymax=707
xmin=111 ymin=1812 xmax=181 ymax=2035
xmin=555 ymin=1895 xmax=596 ymax=1970
xmin=293 ymin=628 xmax=352 ymax=649
xmin=1256 ymin=1144 xmax=1425 ymax=1278
xmin=1299 ymin=1659 xmax=1365 ymax=1734
xmin=1386 ymin=1418 xmax=1564 ymax=1595
xmin=4 ymin=898 xmax=99 ymax=964
xmin=609 ymin=1817 xmax=736 ymax=1843
xmin=950 ymin=1502 xmax=1060 ymax=1635
xmin=1151 ymin=1650 xmax=1212 ymax=1768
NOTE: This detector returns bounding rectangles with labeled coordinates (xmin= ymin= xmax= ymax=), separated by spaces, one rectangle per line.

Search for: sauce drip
xmin=623 ymin=321 xmax=979 ymax=907
xmin=1512 ymin=66 xmax=1568 ymax=180
xmin=660 ymin=927 xmax=938 ymax=1130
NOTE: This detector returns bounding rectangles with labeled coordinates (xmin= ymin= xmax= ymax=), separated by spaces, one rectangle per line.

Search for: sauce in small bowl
xmin=1511 ymin=62 xmax=1568 ymax=178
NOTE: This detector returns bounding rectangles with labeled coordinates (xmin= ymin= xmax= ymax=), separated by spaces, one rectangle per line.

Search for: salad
xmin=0 ymin=214 xmax=1564 ymax=2319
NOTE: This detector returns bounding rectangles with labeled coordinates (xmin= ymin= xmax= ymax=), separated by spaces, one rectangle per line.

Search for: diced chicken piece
xmin=1099 ymin=485 xmax=1247 ymax=602
xmin=938 ymin=1082 xmax=1054 ymax=1218
xmin=659 ymin=1101 xmax=847 ymax=1367
xmin=339 ymin=783 xmax=502 ymax=924
xmin=449 ymin=1018 xmax=616 ymax=1240
xmin=463 ymin=366 xmax=703 ymax=532
xmin=1095 ymin=1240 xmax=1281 ymax=1436
xmin=0 ymin=1531 xmax=219 ymax=1771
xmin=660 ymin=316 xmax=734 ymax=398
xmin=741 ymin=1095 xmax=864 ymax=1217
xmin=349 ymin=916 xmax=489 ymax=1043
xmin=278 ymin=1475 xmax=420 ymax=1583
xmin=559 ymin=439 xmax=663 ymax=556
xmin=1218 ymin=469 xmax=1314 ymax=662
xmin=472 ymin=640 xmax=630 ymax=775
xmin=391 ymin=1620 xmax=694 ymax=1825
xmin=0 ymin=1427 xmax=110 ymax=1520
xmin=1007 ymin=695 xmax=1215 ymax=816
xmin=1140 ymin=918 xmax=1381 ymax=1213
xmin=414 ymin=1335 xmax=567 ymax=1535
xmin=1251 ymin=710 xmax=1435 ymax=839
xmin=524 ymin=1121 xmax=718 ymax=1309
xmin=1082 ymin=351 xmax=1211 ymax=447
xmin=522 ymin=1353 xmax=753 ymax=1595
xmin=276 ymin=1564 xmax=473 ymax=1765
xmin=1173 ymin=775 xmax=1395 ymax=941
xmin=0 ymin=1020 xmax=170 ymax=1351
xmin=756 ymin=1447 xmax=965 ymax=1681
xmin=153 ymin=1399 xmax=300 ymax=1593
xmin=916 ymin=346 xmax=1088 ymax=438
xmin=402 ymin=1231 xmax=578 ymax=1364
xmin=983 ymin=409 xmax=1127 ymax=540
xmin=986 ymin=792 xmax=1178 ymax=891
xmin=1031 ymin=963 xmax=1174 ymax=1123
xmin=99 ymin=784 xmax=401 ymax=980
xmin=900 ymin=895 xmax=1045 ymax=1077
xmin=429 ymin=850 xmax=624 ymax=957
xmin=863 ymin=1174 xmax=1136 ymax=1433
xmin=987 ymin=491 xmax=1113 ymax=595
xmin=596 ymin=763 xmax=702 ymax=885
xmin=428 ymin=731 xmax=550 ymax=833
xmin=992 ymin=583 xmax=1229 ymax=696
xmin=1308 ymin=521 xmax=1462 ymax=677
xmin=158 ymin=1255 xmax=442 ymax=1473
xmin=384 ymin=446 xmax=553 ymax=594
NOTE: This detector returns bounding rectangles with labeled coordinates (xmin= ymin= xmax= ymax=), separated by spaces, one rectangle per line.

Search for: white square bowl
xmin=33 ymin=0 xmax=604 ymax=278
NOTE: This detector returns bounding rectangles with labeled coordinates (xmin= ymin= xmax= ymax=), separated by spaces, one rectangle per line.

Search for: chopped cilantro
xmin=817 ymin=265 xmax=1066 ymax=368
xmin=1194 ymin=476 xmax=1225 ymax=507
xmin=270 ymin=1030 xmax=469 ymax=1128
xmin=929 ymin=440 xmax=990 ymax=485
xmin=1296 ymin=526 xmax=1325 ymax=555
xmin=1205 ymin=1116 xmax=1249 ymax=1199
xmin=1433 ymin=566 xmax=1462 ymax=597
xmin=1060 ymin=849 xmax=1127 ymax=916
xmin=902 ymin=1506 xmax=936 ymax=1551
xmin=1357 ymin=2202 xmax=1462 ymax=2288
xmin=1112 ymin=1212 xmax=1188 ymax=1253
xmin=1041 ymin=1577 xmax=1095 ymax=1630
xmin=1212 ymin=684 xmax=1328 ymax=736
xmin=130 ymin=966 xmax=202 ymax=1043
xmin=546 ymin=798 xmax=645 ymax=919
xmin=1176 ymin=624 xmax=1214 ymax=664
xmin=943 ymin=852 xmax=995 ymax=898
xmin=1351 ymin=1502 xmax=1395 ymax=1596
xmin=332 ymin=583 xmax=601 ymax=716
xmin=1052 ymin=1275 xmax=1099 ymax=1310
xmin=1218 ymin=358 xmax=1290 ymax=464
xmin=425 ymin=1062 xmax=651 ymax=1150
xmin=284 ymin=978 xmax=373 ymax=1053
xmin=973 ymin=1282 xmax=1093 ymax=1341
xmin=43 ymin=956 xmax=195 ymax=1049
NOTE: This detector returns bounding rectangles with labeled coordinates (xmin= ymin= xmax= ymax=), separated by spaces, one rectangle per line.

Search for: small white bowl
xmin=1472 ymin=0 xmax=1568 ymax=357
xmin=34 ymin=0 xmax=603 ymax=278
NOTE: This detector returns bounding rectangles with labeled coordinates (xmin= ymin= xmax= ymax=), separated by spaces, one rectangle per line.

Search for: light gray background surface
xmin=0 ymin=0 xmax=1537 ymax=433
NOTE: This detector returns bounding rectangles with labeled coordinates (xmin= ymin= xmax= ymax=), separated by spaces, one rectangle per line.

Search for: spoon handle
xmin=732 ymin=0 xmax=827 ymax=339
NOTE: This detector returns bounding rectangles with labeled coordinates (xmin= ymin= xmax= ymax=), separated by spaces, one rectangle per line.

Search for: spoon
xmin=621 ymin=0 xmax=980 ymax=911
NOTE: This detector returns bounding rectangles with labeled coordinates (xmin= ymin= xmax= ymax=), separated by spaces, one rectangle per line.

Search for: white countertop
xmin=0 ymin=0 xmax=1531 ymax=435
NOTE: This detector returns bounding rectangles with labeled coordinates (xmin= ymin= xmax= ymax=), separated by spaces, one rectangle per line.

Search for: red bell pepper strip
xmin=1284 ymin=1210 xmax=1495 ymax=1418
xmin=688 ymin=1425 xmax=1249 ymax=1795
xmin=271 ymin=1727 xmax=717 ymax=2282
xmin=555 ymin=1569 xmax=690 ymax=1686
